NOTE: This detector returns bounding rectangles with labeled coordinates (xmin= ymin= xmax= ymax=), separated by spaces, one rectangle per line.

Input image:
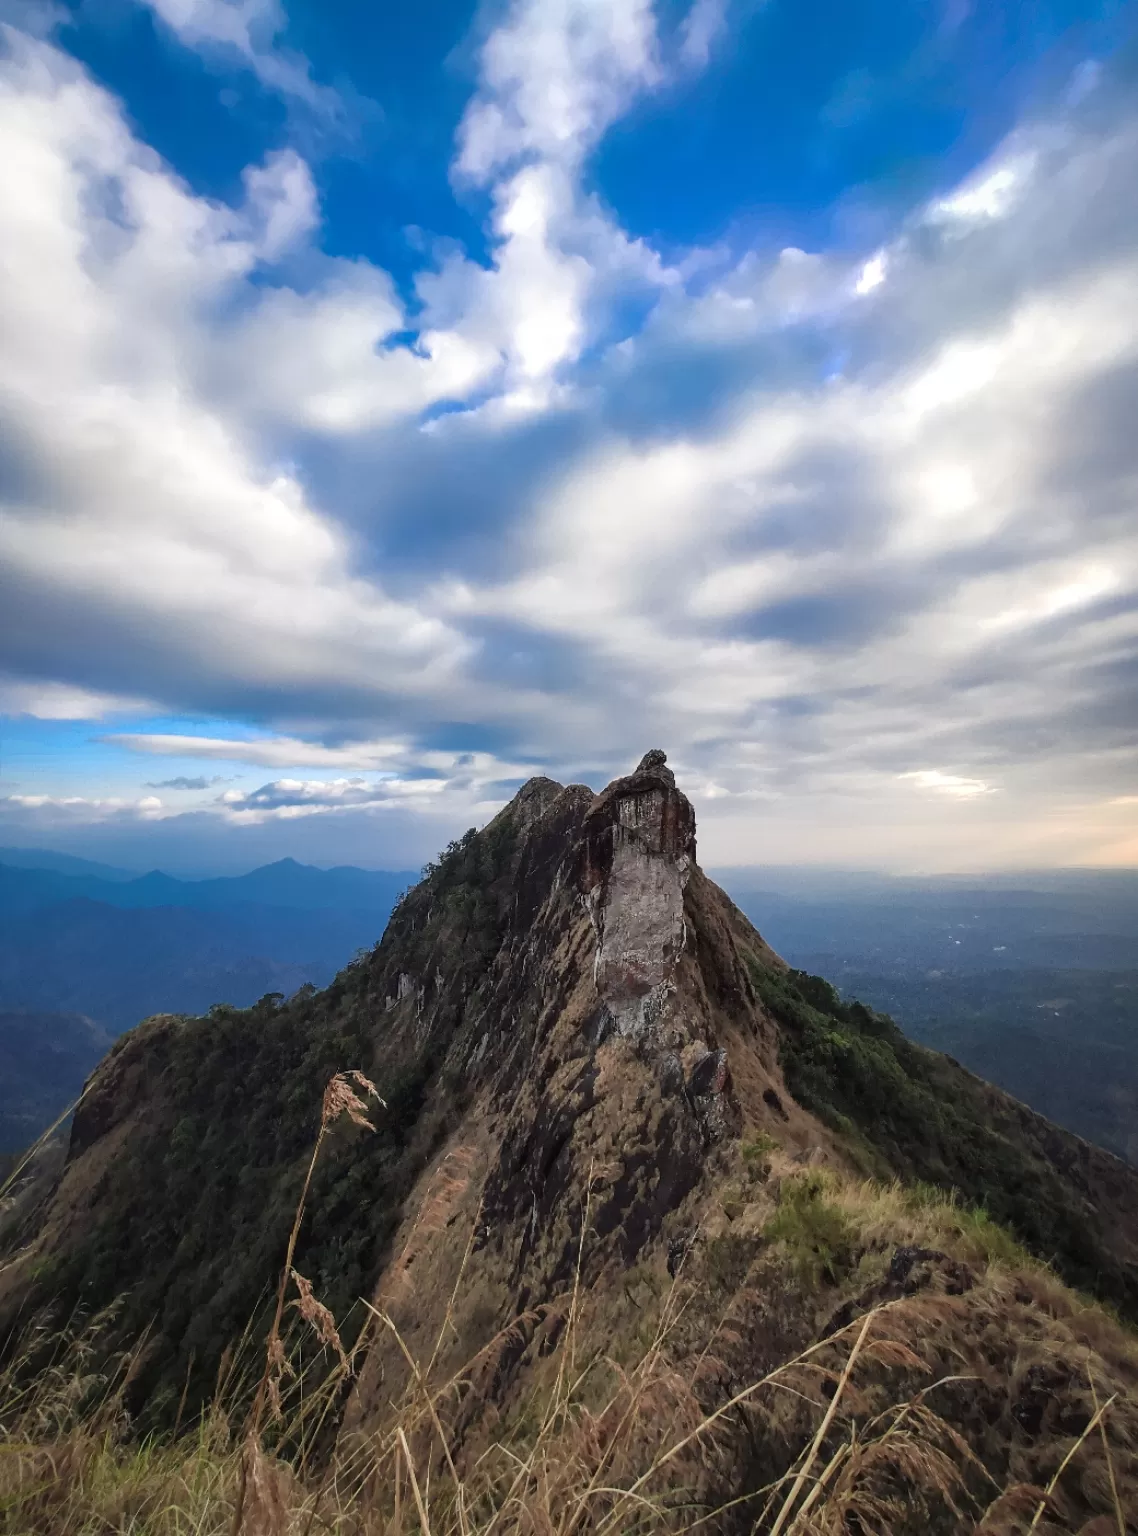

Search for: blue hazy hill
xmin=0 ymin=846 xmax=136 ymax=881
xmin=0 ymin=854 xmax=415 ymax=918
xmin=0 ymin=852 xmax=419 ymax=1150
xmin=0 ymin=854 xmax=415 ymax=1033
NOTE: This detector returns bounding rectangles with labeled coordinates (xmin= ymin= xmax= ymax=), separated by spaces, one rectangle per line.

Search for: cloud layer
xmin=1 ymin=1 xmax=1137 ymax=869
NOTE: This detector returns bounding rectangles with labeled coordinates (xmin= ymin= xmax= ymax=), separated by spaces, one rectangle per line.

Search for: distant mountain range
xmin=0 ymin=851 xmax=416 ymax=1149
xmin=2 ymin=846 xmax=1136 ymax=1163
xmin=0 ymin=850 xmax=415 ymax=917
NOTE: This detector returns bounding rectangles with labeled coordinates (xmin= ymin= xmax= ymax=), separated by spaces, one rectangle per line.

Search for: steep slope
xmin=3 ymin=753 xmax=1138 ymax=1530
xmin=0 ymin=1010 xmax=111 ymax=1153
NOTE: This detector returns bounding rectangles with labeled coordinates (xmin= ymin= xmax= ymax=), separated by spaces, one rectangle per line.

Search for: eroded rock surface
xmin=578 ymin=751 xmax=696 ymax=1038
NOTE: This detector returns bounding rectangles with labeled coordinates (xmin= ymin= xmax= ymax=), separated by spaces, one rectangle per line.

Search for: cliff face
xmin=355 ymin=751 xmax=802 ymax=1320
xmin=4 ymin=753 xmax=1138 ymax=1460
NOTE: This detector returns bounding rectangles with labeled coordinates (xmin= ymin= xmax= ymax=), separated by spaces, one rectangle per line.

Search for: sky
xmin=1 ymin=0 xmax=1137 ymax=875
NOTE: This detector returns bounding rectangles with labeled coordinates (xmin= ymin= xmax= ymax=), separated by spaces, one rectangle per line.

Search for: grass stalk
xmin=229 ymin=1071 xmax=382 ymax=1536
xmin=0 ymin=1084 xmax=93 ymax=1206
xmin=1089 ymin=1370 xmax=1125 ymax=1536
xmin=768 ymin=1311 xmax=874 ymax=1536
xmin=399 ymin=1426 xmax=433 ymax=1536
xmin=1028 ymin=1392 xmax=1118 ymax=1533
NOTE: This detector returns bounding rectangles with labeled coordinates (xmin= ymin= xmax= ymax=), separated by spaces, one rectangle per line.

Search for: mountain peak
xmin=579 ymin=752 xmax=697 ymax=1036
xmin=5 ymin=764 xmax=1138 ymax=1511
xmin=634 ymin=745 xmax=674 ymax=781
xmin=494 ymin=774 xmax=567 ymax=834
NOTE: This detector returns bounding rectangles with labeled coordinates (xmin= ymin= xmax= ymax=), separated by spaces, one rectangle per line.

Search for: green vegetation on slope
xmin=5 ymin=821 xmax=519 ymax=1429
xmin=839 ymin=967 xmax=1138 ymax=1165
xmin=748 ymin=960 xmax=1138 ymax=1316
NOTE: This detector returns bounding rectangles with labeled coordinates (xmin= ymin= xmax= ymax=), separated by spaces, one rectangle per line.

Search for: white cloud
xmin=854 ymin=251 xmax=887 ymax=295
xmin=107 ymin=733 xmax=410 ymax=771
xmin=211 ymin=263 xmax=501 ymax=431
xmin=930 ymin=151 xmax=1037 ymax=224
xmin=678 ymin=0 xmax=729 ymax=68
xmin=145 ymin=775 xmax=230 ymax=789
xmin=3 ymin=8 xmax=1138 ymax=870
xmin=0 ymin=32 xmax=487 ymax=720
xmin=443 ymin=0 xmax=687 ymax=404
xmin=0 ymin=677 xmax=150 ymax=719
xmin=137 ymin=0 xmax=338 ymax=112
xmin=217 ymin=775 xmax=451 ymax=823
xmin=241 ymin=149 xmax=319 ymax=257
xmin=0 ymin=0 xmax=64 ymax=36
xmin=978 ymin=565 xmax=1122 ymax=633
xmin=455 ymin=0 xmax=659 ymax=182
xmin=899 ymin=770 xmax=996 ymax=799
xmin=2 ymin=791 xmax=167 ymax=818
xmin=105 ymin=734 xmax=547 ymax=807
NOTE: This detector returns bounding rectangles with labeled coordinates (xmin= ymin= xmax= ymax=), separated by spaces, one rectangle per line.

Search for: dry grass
xmin=228 ymin=1072 xmax=383 ymax=1536
xmin=0 ymin=1290 xmax=1055 ymax=1536
xmin=1 ymin=1081 xmax=1135 ymax=1536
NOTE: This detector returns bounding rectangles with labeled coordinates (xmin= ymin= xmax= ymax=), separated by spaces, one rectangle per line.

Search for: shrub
xmin=765 ymin=1173 xmax=857 ymax=1288
xmin=703 ymin=1230 xmax=759 ymax=1292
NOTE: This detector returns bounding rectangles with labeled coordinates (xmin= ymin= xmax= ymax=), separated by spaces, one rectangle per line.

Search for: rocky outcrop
xmin=579 ymin=749 xmax=696 ymax=1039
xmin=5 ymin=748 xmax=1138 ymax=1451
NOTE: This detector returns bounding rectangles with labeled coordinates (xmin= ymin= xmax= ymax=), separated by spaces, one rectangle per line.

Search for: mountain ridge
xmin=0 ymin=846 xmax=138 ymax=881
xmin=0 ymin=854 xmax=417 ymax=916
xmin=4 ymin=754 xmax=1138 ymax=1533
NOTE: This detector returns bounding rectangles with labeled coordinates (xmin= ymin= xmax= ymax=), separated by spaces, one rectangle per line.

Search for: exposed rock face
xmin=5 ymin=747 xmax=1138 ymax=1460
xmin=447 ymin=754 xmax=759 ymax=1306
xmin=579 ymin=752 xmax=696 ymax=1037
